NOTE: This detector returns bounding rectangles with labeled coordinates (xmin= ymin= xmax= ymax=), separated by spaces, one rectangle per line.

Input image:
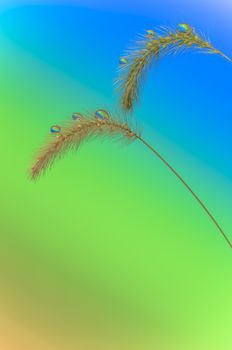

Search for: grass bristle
xmin=115 ymin=24 xmax=231 ymax=111
xmin=30 ymin=112 xmax=140 ymax=180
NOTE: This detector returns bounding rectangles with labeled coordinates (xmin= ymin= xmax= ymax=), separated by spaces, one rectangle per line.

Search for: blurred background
xmin=0 ymin=0 xmax=231 ymax=349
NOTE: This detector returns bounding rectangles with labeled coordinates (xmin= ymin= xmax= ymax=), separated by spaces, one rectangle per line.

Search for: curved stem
xmin=136 ymin=135 xmax=232 ymax=249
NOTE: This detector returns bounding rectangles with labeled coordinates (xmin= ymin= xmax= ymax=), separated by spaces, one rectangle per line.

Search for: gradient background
xmin=0 ymin=1 xmax=231 ymax=349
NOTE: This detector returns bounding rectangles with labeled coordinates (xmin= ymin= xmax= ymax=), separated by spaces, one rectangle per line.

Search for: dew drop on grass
xmin=50 ymin=125 xmax=61 ymax=134
xmin=177 ymin=23 xmax=192 ymax=33
xmin=95 ymin=110 xmax=110 ymax=120
xmin=146 ymin=29 xmax=155 ymax=38
xmin=119 ymin=57 xmax=128 ymax=65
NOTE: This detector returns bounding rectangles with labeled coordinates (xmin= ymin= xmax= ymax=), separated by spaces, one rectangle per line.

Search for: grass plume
xmin=115 ymin=23 xmax=232 ymax=110
xmin=30 ymin=112 xmax=139 ymax=180
xmin=30 ymin=111 xmax=232 ymax=249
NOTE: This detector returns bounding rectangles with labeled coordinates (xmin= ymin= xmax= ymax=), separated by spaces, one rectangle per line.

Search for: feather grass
xmin=30 ymin=112 xmax=139 ymax=180
xmin=115 ymin=23 xmax=232 ymax=111
xmin=30 ymin=111 xmax=232 ymax=249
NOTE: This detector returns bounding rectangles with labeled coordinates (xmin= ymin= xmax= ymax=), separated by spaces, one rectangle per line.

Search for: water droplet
xmin=146 ymin=30 xmax=155 ymax=39
xmin=95 ymin=110 xmax=110 ymax=120
xmin=177 ymin=23 xmax=192 ymax=33
xmin=50 ymin=125 xmax=61 ymax=134
xmin=119 ymin=57 xmax=128 ymax=65
xmin=72 ymin=112 xmax=83 ymax=120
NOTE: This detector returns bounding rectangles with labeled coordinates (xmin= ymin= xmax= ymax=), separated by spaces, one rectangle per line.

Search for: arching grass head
xmin=115 ymin=23 xmax=232 ymax=111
